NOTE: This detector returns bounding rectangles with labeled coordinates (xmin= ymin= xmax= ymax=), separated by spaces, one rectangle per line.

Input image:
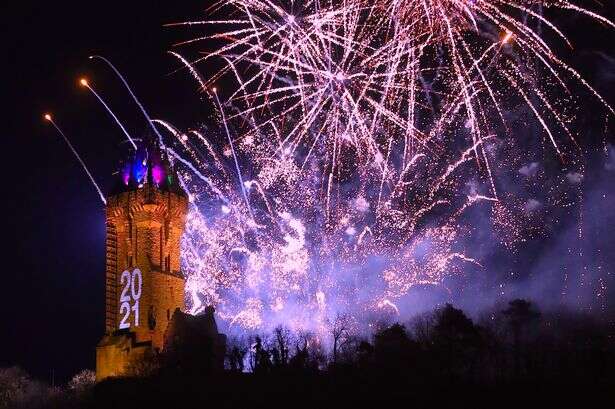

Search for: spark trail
xmin=79 ymin=78 xmax=138 ymax=149
xmin=89 ymin=55 xmax=168 ymax=148
xmin=44 ymin=114 xmax=107 ymax=205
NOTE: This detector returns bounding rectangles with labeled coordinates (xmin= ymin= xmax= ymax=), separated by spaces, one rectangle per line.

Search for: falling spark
xmin=79 ymin=78 xmax=138 ymax=149
xmin=44 ymin=114 xmax=107 ymax=204
xmin=89 ymin=55 xmax=167 ymax=148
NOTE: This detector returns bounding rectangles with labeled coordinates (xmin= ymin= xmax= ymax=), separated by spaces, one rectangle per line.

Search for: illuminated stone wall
xmin=96 ymin=333 xmax=150 ymax=380
xmin=97 ymin=184 xmax=188 ymax=380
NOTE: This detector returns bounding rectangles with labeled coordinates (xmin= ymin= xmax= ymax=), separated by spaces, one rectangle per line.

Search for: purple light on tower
xmin=152 ymin=164 xmax=165 ymax=186
xmin=122 ymin=162 xmax=131 ymax=185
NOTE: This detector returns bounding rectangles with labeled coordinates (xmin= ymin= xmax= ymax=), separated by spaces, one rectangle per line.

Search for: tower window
xmin=148 ymin=306 xmax=156 ymax=330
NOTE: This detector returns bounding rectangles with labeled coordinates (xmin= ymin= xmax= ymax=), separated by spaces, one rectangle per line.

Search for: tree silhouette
xmin=373 ymin=323 xmax=417 ymax=372
xmin=329 ymin=313 xmax=352 ymax=366
xmin=251 ymin=336 xmax=272 ymax=373
xmin=432 ymin=303 xmax=481 ymax=378
xmin=271 ymin=326 xmax=291 ymax=368
xmin=226 ymin=337 xmax=248 ymax=372
xmin=502 ymin=299 xmax=541 ymax=378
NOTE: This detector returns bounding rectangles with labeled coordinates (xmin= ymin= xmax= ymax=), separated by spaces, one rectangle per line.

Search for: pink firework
xmin=154 ymin=0 xmax=614 ymax=335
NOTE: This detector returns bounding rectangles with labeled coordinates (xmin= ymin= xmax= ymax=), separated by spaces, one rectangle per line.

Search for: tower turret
xmin=96 ymin=140 xmax=189 ymax=380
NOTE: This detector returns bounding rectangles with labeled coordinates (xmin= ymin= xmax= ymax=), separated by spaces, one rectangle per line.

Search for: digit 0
xmin=131 ymin=269 xmax=142 ymax=300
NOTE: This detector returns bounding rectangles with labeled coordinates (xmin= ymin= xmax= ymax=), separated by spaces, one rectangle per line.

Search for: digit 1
xmin=131 ymin=299 xmax=140 ymax=327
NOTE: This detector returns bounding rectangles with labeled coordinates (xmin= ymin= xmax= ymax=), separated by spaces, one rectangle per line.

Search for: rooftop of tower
xmin=110 ymin=137 xmax=186 ymax=197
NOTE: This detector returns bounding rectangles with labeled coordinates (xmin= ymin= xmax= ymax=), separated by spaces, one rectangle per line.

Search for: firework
xmin=91 ymin=1 xmax=615 ymax=336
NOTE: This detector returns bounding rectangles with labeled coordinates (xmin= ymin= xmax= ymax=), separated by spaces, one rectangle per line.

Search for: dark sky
xmin=1 ymin=1 xmax=614 ymax=383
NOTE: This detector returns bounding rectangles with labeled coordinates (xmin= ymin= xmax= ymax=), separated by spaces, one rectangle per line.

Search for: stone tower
xmin=96 ymin=142 xmax=189 ymax=380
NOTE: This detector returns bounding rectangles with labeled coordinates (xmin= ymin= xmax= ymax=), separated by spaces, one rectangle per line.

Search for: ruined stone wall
xmin=96 ymin=334 xmax=150 ymax=380
xmin=148 ymin=272 xmax=185 ymax=350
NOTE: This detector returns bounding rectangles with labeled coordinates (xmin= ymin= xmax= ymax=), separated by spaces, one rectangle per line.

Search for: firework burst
xmin=153 ymin=0 xmax=614 ymax=336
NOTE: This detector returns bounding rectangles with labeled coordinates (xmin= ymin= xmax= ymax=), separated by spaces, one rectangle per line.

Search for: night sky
xmin=1 ymin=1 xmax=614 ymax=383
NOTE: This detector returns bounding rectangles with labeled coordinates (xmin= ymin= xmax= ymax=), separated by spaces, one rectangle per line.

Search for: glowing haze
xmin=144 ymin=0 xmax=615 ymax=336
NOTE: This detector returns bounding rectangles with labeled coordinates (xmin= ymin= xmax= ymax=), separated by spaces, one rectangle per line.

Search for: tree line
xmin=225 ymin=299 xmax=614 ymax=383
xmin=2 ymin=299 xmax=614 ymax=408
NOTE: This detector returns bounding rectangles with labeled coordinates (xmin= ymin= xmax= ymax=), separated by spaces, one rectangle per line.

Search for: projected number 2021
xmin=119 ymin=269 xmax=142 ymax=329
